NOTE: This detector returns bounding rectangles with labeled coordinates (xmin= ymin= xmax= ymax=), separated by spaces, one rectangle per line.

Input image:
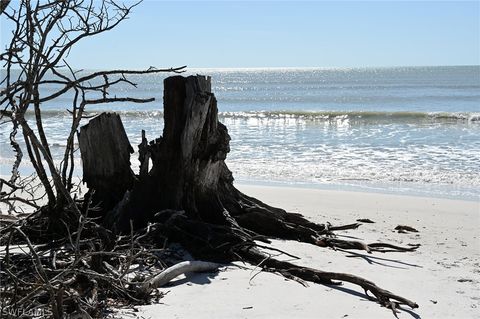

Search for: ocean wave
xmin=24 ymin=109 xmax=164 ymax=118
xmin=218 ymin=110 xmax=480 ymax=123
xmin=27 ymin=109 xmax=480 ymax=122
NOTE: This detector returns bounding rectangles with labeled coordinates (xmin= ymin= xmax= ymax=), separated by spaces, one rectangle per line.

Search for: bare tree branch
xmin=1 ymin=0 xmax=185 ymax=211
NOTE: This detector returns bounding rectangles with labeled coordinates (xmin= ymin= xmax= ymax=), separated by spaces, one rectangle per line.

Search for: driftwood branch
xmin=140 ymin=260 xmax=221 ymax=294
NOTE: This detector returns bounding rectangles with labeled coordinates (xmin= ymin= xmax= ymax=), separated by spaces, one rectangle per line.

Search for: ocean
xmin=1 ymin=66 xmax=479 ymax=200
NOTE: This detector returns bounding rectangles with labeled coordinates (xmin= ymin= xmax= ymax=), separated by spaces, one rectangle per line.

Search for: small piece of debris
xmin=356 ymin=218 xmax=375 ymax=223
xmin=458 ymin=278 xmax=473 ymax=283
xmin=430 ymin=300 xmax=437 ymax=304
xmin=242 ymin=306 xmax=253 ymax=310
xmin=395 ymin=225 xmax=419 ymax=233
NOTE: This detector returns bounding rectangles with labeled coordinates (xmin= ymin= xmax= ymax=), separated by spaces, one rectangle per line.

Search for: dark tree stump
xmin=110 ymin=75 xmax=335 ymax=240
xmin=78 ymin=112 xmax=135 ymax=215
xmin=147 ymin=75 xmax=231 ymax=223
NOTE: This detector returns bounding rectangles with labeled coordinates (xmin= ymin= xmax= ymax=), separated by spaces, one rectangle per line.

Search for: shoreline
xmin=233 ymin=179 xmax=479 ymax=202
xmin=115 ymin=184 xmax=479 ymax=319
xmin=1 ymin=167 xmax=477 ymax=203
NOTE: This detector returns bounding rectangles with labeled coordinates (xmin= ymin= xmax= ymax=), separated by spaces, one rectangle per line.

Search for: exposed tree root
xmin=151 ymin=208 xmax=419 ymax=317
xmin=240 ymin=247 xmax=419 ymax=313
xmin=317 ymin=237 xmax=420 ymax=253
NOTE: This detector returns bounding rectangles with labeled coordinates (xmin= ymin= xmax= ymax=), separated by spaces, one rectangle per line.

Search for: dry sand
xmin=117 ymin=185 xmax=479 ymax=319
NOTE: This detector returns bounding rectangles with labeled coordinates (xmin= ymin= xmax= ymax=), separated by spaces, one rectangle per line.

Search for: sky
xmin=1 ymin=1 xmax=479 ymax=69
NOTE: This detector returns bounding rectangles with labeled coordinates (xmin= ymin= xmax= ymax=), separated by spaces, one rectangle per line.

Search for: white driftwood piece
xmin=142 ymin=260 xmax=221 ymax=291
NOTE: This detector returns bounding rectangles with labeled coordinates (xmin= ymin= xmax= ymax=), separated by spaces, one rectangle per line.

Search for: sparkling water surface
xmin=1 ymin=66 xmax=479 ymax=200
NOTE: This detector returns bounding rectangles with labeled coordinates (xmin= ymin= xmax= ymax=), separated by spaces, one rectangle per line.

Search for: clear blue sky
xmin=2 ymin=1 xmax=480 ymax=69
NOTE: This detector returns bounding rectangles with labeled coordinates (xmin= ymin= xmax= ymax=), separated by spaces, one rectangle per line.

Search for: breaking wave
xmin=26 ymin=109 xmax=480 ymax=123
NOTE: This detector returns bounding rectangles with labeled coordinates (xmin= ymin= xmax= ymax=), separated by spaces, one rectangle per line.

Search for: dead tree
xmin=79 ymin=75 xmax=419 ymax=315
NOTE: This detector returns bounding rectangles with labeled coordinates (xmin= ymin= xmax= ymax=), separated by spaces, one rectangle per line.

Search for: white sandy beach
xmin=116 ymin=185 xmax=479 ymax=319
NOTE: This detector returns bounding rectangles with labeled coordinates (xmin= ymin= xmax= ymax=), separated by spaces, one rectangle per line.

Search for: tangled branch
xmin=0 ymin=0 xmax=185 ymax=212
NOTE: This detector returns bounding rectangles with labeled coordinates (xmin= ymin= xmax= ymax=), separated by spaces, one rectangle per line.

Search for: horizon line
xmin=2 ymin=64 xmax=479 ymax=73
xmin=183 ymin=64 xmax=479 ymax=70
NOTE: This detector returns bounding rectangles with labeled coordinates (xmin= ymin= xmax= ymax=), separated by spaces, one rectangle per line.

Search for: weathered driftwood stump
xmin=82 ymin=76 xmax=339 ymax=237
xmin=79 ymin=112 xmax=135 ymax=215
xmin=78 ymin=75 xmax=419 ymax=315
